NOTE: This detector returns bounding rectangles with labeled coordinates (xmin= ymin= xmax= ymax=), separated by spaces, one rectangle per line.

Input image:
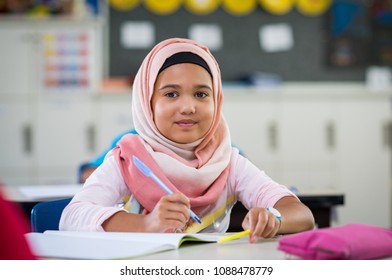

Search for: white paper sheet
xmin=121 ymin=21 xmax=155 ymax=49
xmin=259 ymin=23 xmax=294 ymax=52
xmin=189 ymin=24 xmax=223 ymax=51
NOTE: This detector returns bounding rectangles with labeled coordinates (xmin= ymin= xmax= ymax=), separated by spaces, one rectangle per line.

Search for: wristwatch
xmin=266 ymin=207 xmax=281 ymax=221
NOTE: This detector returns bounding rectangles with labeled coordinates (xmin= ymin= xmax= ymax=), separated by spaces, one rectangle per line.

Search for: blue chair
xmin=30 ymin=198 xmax=72 ymax=233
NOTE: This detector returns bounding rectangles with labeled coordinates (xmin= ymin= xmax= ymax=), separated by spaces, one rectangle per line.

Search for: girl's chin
xmin=168 ymin=134 xmax=201 ymax=144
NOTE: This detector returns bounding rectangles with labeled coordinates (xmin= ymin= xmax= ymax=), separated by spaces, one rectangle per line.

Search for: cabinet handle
xmin=22 ymin=124 xmax=32 ymax=155
xmin=383 ymin=121 xmax=392 ymax=149
xmin=268 ymin=122 xmax=278 ymax=151
xmin=86 ymin=124 xmax=96 ymax=153
xmin=326 ymin=122 xmax=335 ymax=150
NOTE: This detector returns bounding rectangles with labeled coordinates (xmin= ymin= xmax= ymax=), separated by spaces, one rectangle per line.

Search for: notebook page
xmin=43 ymin=230 xmax=223 ymax=247
xmin=26 ymin=232 xmax=174 ymax=260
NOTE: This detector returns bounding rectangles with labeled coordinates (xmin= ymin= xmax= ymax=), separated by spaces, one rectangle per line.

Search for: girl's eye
xmin=195 ymin=92 xmax=208 ymax=98
xmin=165 ymin=91 xmax=178 ymax=98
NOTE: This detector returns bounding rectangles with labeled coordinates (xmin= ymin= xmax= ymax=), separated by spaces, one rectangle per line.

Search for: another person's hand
xmin=143 ymin=192 xmax=191 ymax=233
xmin=242 ymin=208 xmax=281 ymax=243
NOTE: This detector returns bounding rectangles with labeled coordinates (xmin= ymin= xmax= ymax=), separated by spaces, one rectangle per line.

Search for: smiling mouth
xmin=175 ymin=120 xmax=196 ymax=127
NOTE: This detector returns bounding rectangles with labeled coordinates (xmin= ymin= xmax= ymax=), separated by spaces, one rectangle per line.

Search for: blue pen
xmin=132 ymin=155 xmax=202 ymax=224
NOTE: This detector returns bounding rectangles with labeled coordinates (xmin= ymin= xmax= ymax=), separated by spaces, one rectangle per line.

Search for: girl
xmin=60 ymin=38 xmax=314 ymax=242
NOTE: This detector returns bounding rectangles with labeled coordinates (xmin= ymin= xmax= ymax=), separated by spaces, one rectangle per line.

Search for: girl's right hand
xmin=143 ymin=192 xmax=191 ymax=232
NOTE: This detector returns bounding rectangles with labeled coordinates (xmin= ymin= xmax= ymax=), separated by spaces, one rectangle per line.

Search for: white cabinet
xmin=93 ymin=94 xmax=133 ymax=153
xmin=276 ymin=98 xmax=337 ymax=191
xmin=0 ymin=25 xmax=40 ymax=96
xmin=0 ymin=24 xmax=40 ymax=185
xmin=223 ymin=84 xmax=391 ymax=228
xmin=34 ymin=95 xmax=95 ymax=184
xmin=335 ymin=97 xmax=391 ymax=227
xmin=223 ymin=88 xmax=338 ymax=191
xmin=0 ymin=102 xmax=35 ymax=185
xmin=223 ymin=93 xmax=279 ymax=178
xmin=0 ymin=19 xmax=102 ymax=185
xmin=0 ymin=96 xmax=96 ymax=185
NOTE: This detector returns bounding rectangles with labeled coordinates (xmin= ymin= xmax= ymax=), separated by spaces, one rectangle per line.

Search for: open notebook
xmin=25 ymin=231 xmax=226 ymax=259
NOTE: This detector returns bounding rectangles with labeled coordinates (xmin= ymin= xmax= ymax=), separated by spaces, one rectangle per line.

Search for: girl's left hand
xmin=242 ymin=208 xmax=281 ymax=243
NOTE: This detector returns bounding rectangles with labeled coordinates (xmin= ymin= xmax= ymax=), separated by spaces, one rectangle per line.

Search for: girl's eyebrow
xmin=195 ymin=84 xmax=213 ymax=91
xmin=158 ymin=84 xmax=180 ymax=90
xmin=159 ymin=84 xmax=212 ymax=91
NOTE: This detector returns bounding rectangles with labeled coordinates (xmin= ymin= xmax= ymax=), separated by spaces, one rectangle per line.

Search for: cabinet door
xmin=277 ymin=99 xmax=337 ymax=191
xmin=94 ymin=95 xmax=133 ymax=153
xmin=223 ymin=95 xmax=279 ymax=178
xmin=335 ymin=98 xmax=391 ymax=228
xmin=35 ymin=96 xmax=94 ymax=184
xmin=0 ymin=103 xmax=35 ymax=185
xmin=0 ymin=26 xmax=40 ymax=96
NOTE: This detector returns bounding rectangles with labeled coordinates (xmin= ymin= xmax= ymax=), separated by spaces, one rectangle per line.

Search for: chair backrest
xmin=30 ymin=198 xmax=72 ymax=233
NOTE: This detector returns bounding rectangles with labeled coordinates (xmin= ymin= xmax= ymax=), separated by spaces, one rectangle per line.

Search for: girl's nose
xmin=179 ymin=96 xmax=196 ymax=114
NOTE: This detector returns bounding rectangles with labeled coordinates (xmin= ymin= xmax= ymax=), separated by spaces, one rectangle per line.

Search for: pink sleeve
xmin=59 ymin=151 xmax=130 ymax=232
xmin=229 ymin=153 xmax=298 ymax=210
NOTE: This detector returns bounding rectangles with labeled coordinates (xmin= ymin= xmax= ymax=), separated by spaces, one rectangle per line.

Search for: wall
xmin=108 ymin=6 xmax=366 ymax=81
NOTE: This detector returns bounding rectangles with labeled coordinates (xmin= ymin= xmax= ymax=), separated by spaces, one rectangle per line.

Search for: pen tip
xmin=195 ymin=216 xmax=202 ymax=224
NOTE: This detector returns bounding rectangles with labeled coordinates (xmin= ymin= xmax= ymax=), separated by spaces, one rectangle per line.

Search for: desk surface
xmin=26 ymin=232 xmax=392 ymax=260
xmin=2 ymin=184 xmax=83 ymax=202
xmin=114 ymin=238 xmax=392 ymax=260
xmin=137 ymin=238 xmax=286 ymax=260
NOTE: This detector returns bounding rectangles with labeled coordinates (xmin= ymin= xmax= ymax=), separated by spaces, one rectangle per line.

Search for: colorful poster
xmin=41 ymin=30 xmax=94 ymax=92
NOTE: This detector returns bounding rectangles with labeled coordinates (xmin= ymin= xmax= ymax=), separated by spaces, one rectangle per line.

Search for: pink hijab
xmin=114 ymin=38 xmax=232 ymax=217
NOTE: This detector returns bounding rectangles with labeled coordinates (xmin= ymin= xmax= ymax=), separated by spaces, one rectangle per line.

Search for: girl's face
xmin=151 ymin=63 xmax=214 ymax=144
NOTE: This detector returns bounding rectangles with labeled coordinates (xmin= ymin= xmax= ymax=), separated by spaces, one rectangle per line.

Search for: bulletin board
xmin=107 ymin=4 xmax=368 ymax=82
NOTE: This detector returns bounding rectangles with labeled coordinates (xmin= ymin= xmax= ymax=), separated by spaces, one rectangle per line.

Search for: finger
xmin=242 ymin=209 xmax=266 ymax=243
xmin=260 ymin=218 xmax=277 ymax=238
xmin=258 ymin=212 xmax=280 ymax=238
xmin=249 ymin=210 xmax=268 ymax=242
xmin=148 ymin=197 xmax=190 ymax=231
xmin=159 ymin=196 xmax=190 ymax=222
xmin=165 ymin=192 xmax=190 ymax=206
xmin=152 ymin=206 xmax=188 ymax=232
xmin=167 ymin=204 xmax=190 ymax=223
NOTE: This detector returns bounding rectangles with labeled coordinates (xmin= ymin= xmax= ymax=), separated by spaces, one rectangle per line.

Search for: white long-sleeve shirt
xmin=59 ymin=149 xmax=296 ymax=232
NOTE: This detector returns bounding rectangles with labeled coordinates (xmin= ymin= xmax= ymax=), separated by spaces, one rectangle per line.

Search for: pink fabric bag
xmin=277 ymin=223 xmax=392 ymax=260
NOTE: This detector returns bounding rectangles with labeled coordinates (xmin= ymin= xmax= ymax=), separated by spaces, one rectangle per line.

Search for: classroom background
xmin=0 ymin=0 xmax=391 ymax=229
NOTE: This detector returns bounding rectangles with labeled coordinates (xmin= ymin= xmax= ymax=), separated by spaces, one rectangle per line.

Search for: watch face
xmin=267 ymin=207 xmax=281 ymax=220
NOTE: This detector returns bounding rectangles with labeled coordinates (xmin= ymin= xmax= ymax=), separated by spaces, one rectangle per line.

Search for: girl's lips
xmin=176 ymin=120 xmax=196 ymax=127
